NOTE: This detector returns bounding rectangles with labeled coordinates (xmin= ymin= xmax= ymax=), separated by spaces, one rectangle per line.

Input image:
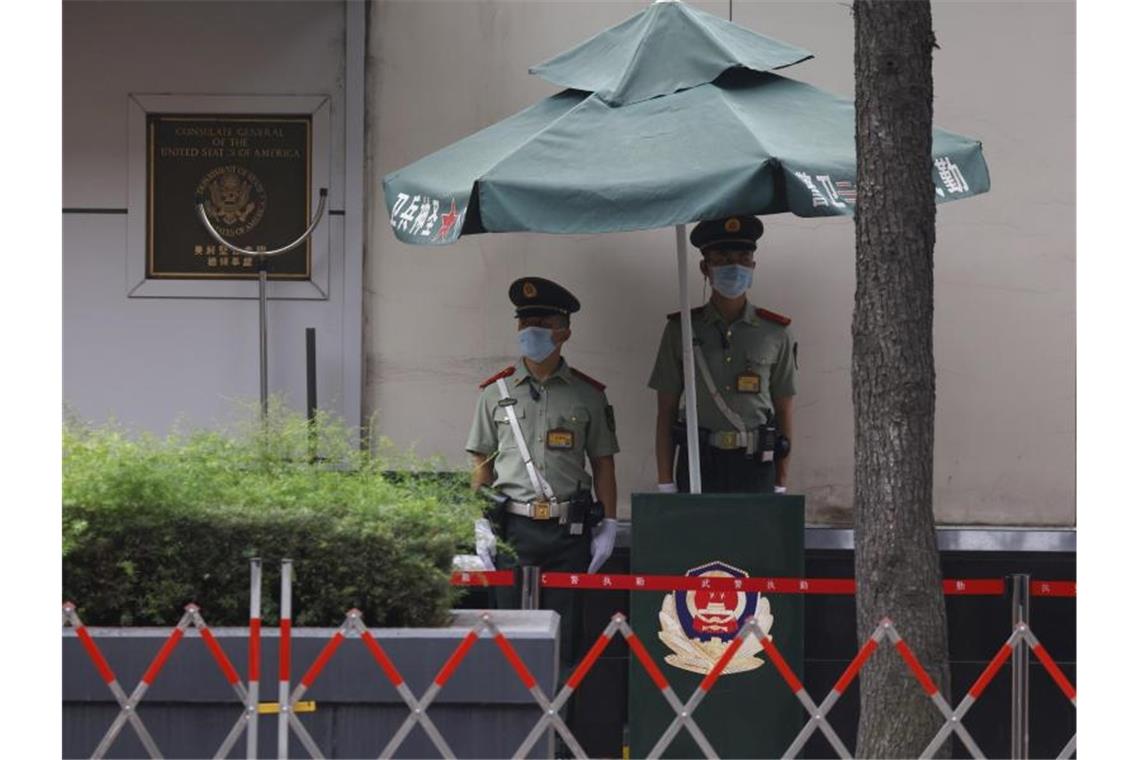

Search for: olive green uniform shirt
xmin=466 ymin=358 xmax=620 ymax=503
xmin=648 ymin=299 xmax=797 ymax=431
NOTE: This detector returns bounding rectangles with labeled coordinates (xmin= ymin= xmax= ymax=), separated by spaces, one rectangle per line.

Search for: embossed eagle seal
xmin=197 ymin=165 xmax=267 ymax=237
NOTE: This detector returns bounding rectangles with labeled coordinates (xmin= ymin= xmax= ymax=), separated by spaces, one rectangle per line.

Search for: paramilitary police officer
xmin=466 ymin=276 xmax=620 ymax=675
xmin=649 ymin=215 xmax=797 ymax=494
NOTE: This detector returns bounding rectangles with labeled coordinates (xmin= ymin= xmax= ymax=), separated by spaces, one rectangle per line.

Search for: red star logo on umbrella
xmin=434 ymin=199 xmax=460 ymax=241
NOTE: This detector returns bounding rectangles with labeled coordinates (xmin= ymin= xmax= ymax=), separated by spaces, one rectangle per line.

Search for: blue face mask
xmin=517 ymin=326 xmax=557 ymax=362
xmin=709 ymin=264 xmax=754 ymax=298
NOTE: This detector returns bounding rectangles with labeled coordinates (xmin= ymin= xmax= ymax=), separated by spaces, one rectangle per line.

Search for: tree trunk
xmin=852 ymin=1 xmax=950 ymax=757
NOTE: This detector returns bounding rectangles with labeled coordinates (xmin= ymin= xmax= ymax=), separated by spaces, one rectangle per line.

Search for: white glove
xmin=474 ymin=518 xmax=497 ymax=571
xmin=657 ymin=482 xmax=678 ymax=493
xmin=588 ymin=518 xmax=619 ymax=574
xmin=774 ymin=485 xmax=787 ymax=494
xmin=452 ymin=554 xmax=487 ymax=572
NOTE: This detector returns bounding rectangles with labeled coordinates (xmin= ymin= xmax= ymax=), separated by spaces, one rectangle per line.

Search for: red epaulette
xmin=570 ymin=367 xmax=606 ymax=392
xmin=756 ymin=308 xmax=791 ymax=326
xmin=478 ymin=365 xmax=516 ymax=389
xmin=666 ymin=306 xmax=705 ymax=320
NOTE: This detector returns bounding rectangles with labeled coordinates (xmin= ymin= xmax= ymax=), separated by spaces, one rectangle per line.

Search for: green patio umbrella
xmin=382 ymin=0 xmax=990 ymax=492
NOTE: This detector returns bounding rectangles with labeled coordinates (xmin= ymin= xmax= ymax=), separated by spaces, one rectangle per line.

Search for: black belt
xmin=673 ymin=423 xmax=789 ymax=459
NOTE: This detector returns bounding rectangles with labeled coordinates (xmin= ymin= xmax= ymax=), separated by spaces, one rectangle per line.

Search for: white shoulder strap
xmin=692 ymin=342 xmax=748 ymax=433
xmin=495 ymin=377 xmax=557 ymax=501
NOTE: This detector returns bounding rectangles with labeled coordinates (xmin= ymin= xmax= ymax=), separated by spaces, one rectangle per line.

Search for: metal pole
xmin=196 ymin=188 xmax=327 ymax=422
xmin=1010 ymin=574 xmax=1030 ymax=759
xmin=306 ymin=328 xmax=317 ymax=462
xmin=259 ymin=262 xmax=270 ymax=419
xmin=675 ymin=225 xmax=703 ymax=493
xmin=278 ymin=559 xmax=293 ymax=760
xmin=520 ymin=566 xmax=541 ymax=611
xmin=305 ymin=328 xmax=317 ymax=420
xmin=248 ymin=558 xmax=263 ymax=760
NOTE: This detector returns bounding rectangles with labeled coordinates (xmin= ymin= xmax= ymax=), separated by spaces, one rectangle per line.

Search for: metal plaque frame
xmin=126 ymin=94 xmax=331 ymax=300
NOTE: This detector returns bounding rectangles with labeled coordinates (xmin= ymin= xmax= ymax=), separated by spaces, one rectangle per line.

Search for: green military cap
xmin=509 ymin=277 xmax=581 ymax=317
xmin=690 ymin=215 xmax=764 ymax=253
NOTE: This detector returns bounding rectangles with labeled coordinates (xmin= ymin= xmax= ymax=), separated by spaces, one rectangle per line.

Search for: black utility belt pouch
xmin=756 ymin=423 xmax=791 ymax=463
xmin=564 ymin=489 xmax=599 ymax=537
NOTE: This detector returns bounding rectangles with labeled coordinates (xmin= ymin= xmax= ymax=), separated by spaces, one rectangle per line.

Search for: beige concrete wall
xmin=365 ymin=0 xmax=1075 ymax=526
xmin=63 ymin=1 xmax=364 ymax=434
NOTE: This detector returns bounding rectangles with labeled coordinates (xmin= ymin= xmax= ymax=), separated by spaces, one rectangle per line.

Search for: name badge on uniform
xmin=736 ymin=371 xmax=762 ymax=394
xmin=546 ymin=428 xmax=575 ymax=450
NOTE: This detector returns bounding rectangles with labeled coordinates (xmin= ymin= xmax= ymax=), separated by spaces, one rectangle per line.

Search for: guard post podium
xmin=629 ymin=492 xmax=804 ymax=759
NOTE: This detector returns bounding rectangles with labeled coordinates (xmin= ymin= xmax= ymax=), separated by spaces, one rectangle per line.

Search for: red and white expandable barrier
xmin=63 ymin=603 xmax=164 ymax=760
xmin=774 ymin=620 xmax=891 ymax=759
xmin=282 ymin=608 xmax=459 ymax=759
xmin=640 ymin=614 xmax=752 ymax=760
xmin=1023 ymin=626 xmax=1076 ymax=759
xmin=515 ymin=610 xmax=720 ymax=760
xmin=65 ymin=602 xmax=251 ymax=760
xmin=913 ymin=620 xmax=1076 ymax=760
xmin=66 ymin=557 xmax=1076 ymax=760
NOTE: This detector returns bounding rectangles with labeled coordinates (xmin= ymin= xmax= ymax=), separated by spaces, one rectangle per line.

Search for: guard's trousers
xmin=676 ymin=446 xmax=776 ymax=493
xmin=492 ymin=513 xmax=591 ymax=675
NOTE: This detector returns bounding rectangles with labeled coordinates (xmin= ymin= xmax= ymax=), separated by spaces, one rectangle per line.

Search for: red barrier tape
xmin=494 ymin=633 xmax=538 ymax=690
xmin=1032 ymin=642 xmax=1077 ymax=702
xmin=198 ymin=626 xmax=241 ymax=686
xmin=435 ymin=630 xmax=478 ymax=687
xmin=450 ymin=570 xmax=515 ymax=587
xmin=279 ymin=619 xmax=291 ymax=681
xmin=1032 ymin=581 xmax=1076 ymax=598
xmin=142 ymin=628 xmax=184 ymax=685
xmin=248 ymin=618 xmax=261 ymax=681
xmin=943 ymin=579 xmax=1005 ymax=595
xmin=969 ymin=643 xmax=1013 ymax=699
xmin=894 ymin=639 xmax=938 ymax=697
xmin=760 ymin=636 xmax=804 ymax=694
xmin=699 ymin=635 xmax=744 ymax=693
xmin=360 ymin=630 xmax=405 ymax=687
xmin=834 ymin=637 xmax=878 ymax=695
xmin=450 ymin=571 xmax=1074 ymax=596
xmin=300 ymin=632 xmax=345 ymax=688
xmin=75 ymin=626 xmax=117 ymax=685
xmin=540 ymin=572 xmax=856 ymax=594
xmin=567 ymin=632 xmax=612 ymax=691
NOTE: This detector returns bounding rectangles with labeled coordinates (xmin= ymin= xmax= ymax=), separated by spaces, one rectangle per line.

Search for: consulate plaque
xmin=146 ymin=114 xmax=312 ymax=280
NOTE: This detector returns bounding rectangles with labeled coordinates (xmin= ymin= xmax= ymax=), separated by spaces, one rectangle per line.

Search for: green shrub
xmin=62 ymin=401 xmax=482 ymax=628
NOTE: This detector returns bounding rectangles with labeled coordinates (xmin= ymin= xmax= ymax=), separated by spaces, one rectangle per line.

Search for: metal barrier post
xmin=520 ymin=565 xmax=541 ymax=610
xmin=248 ymin=558 xmax=263 ymax=760
xmin=1010 ymin=573 xmax=1030 ymax=759
xmin=279 ymin=559 xmax=293 ymax=760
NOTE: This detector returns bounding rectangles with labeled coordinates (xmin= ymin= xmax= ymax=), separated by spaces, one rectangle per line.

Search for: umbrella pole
xmin=675 ymin=224 xmax=703 ymax=493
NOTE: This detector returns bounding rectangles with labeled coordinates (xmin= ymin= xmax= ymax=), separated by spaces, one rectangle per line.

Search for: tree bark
xmin=852 ymin=1 xmax=950 ymax=757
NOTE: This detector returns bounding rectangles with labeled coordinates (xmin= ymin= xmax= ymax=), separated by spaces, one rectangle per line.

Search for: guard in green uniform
xmin=466 ymin=276 xmax=620 ymax=679
xmin=649 ymin=216 xmax=797 ymax=494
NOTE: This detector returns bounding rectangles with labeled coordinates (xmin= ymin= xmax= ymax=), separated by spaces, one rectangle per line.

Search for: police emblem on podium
xmin=658 ymin=561 xmax=773 ymax=675
xmin=630 ymin=493 xmax=804 ymax=759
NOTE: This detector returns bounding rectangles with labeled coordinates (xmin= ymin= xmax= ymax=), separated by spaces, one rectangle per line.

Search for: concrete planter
xmin=64 ymin=610 xmax=559 ymax=759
